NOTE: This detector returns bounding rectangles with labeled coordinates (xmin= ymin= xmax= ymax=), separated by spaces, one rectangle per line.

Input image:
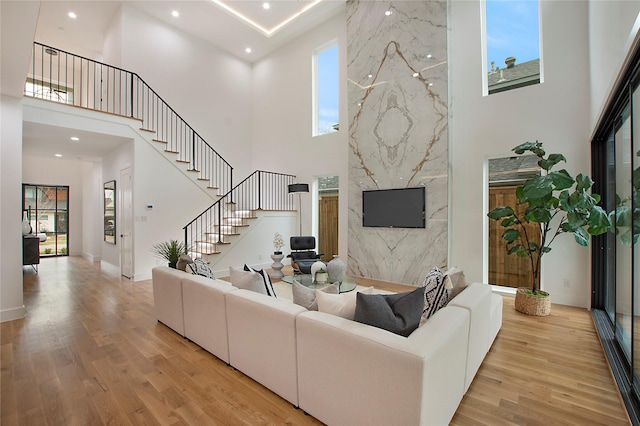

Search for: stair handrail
xmin=27 ymin=41 xmax=232 ymax=193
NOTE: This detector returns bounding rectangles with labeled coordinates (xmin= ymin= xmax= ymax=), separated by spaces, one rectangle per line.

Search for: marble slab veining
xmin=347 ymin=0 xmax=448 ymax=284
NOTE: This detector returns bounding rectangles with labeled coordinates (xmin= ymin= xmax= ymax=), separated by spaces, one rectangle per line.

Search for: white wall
xmin=251 ymin=12 xmax=349 ymax=260
xmin=589 ymin=2 xmax=640 ymax=132
xmin=0 ymin=95 xmax=26 ymax=321
xmin=449 ymin=1 xmax=592 ymax=306
xmin=22 ymin=156 xmax=89 ymax=257
xmin=105 ymin=4 xmax=254 ymax=181
xmin=82 ymin=161 xmax=102 ymax=262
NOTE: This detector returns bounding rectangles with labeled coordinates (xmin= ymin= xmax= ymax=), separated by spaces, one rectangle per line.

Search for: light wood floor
xmin=1 ymin=257 xmax=630 ymax=425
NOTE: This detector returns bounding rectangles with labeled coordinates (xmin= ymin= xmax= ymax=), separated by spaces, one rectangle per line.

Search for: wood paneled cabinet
xmin=23 ymin=235 xmax=40 ymax=271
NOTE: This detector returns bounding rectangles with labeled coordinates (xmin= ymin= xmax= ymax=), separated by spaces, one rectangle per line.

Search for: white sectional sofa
xmin=151 ymin=266 xmax=502 ymax=425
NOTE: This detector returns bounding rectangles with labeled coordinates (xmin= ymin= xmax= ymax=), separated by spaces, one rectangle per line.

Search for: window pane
xmin=315 ymin=44 xmax=339 ymax=136
xmin=486 ymin=0 xmax=541 ymax=94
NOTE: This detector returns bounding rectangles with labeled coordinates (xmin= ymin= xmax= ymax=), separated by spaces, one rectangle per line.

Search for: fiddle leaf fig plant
xmin=487 ymin=141 xmax=611 ymax=295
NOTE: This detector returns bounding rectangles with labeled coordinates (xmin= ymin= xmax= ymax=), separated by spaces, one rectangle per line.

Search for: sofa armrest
xmin=296 ymin=305 xmax=470 ymax=426
xmin=152 ymin=266 xmax=187 ymax=336
xmin=226 ymin=289 xmax=307 ymax=406
xmin=182 ymin=274 xmax=237 ymax=363
xmin=447 ymin=282 xmax=493 ymax=391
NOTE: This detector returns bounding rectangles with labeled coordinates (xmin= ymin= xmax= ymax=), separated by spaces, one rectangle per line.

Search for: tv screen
xmin=362 ymin=187 xmax=425 ymax=228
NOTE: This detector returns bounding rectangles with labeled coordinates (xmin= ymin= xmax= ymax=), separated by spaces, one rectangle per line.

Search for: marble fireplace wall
xmin=347 ymin=0 xmax=448 ymax=285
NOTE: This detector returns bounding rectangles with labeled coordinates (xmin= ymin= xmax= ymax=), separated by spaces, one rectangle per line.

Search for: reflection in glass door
xmin=23 ymin=184 xmax=69 ymax=257
xmin=614 ymin=106 xmax=632 ymax=362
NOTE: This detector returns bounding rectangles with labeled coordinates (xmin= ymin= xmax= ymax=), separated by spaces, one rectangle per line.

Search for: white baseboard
xmin=1 ymin=305 xmax=25 ymax=322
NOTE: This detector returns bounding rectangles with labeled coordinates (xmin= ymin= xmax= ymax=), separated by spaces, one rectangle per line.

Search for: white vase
xmin=22 ymin=211 xmax=31 ymax=235
xmin=327 ymin=255 xmax=346 ymax=283
xmin=310 ymin=260 xmax=326 ymax=278
xmin=316 ymin=272 xmax=328 ymax=284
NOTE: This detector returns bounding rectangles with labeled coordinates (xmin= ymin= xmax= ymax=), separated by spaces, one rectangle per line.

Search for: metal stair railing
xmin=26 ymin=42 xmax=232 ymax=195
xmin=184 ymin=171 xmax=296 ymax=257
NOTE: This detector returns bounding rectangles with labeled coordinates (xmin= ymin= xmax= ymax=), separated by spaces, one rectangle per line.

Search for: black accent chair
xmin=288 ymin=236 xmax=323 ymax=274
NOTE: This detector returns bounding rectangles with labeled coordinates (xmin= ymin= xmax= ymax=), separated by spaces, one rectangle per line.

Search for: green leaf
xmin=507 ymin=244 xmax=521 ymax=255
xmin=515 ymin=250 xmax=529 ymax=258
xmin=539 ymin=154 xmax=567 ymax=171
xmin=592 ymin=193 xmax=601 ymax=204
xmin=573 ymin=227 xmax=590 ymax=246
xmin=587 ymin=206 xmax=611 ymax=235
xmin=501 ymin=216 xmax=519 ymax=227
xmin=515 ymin=186 xmax=525 ymax=202
xmin=549 ymin=169 xmax=574 ymax=190
xmin=488 ymin=206 xmax=514 ymax=220
xmin=502 ymin=228 xmax=520 ymax=243
xmin=523 ymin=175 xmax=553 ymax=199
xmin=541 ymin=246 xmax=552 ymax=254
xmin=526 ymin=206 xmax=552 ymax=223
xmin=575 ymin=173 xmax=594 ymax=192
xmin=513 ymin=141 xmax=544 ymax=157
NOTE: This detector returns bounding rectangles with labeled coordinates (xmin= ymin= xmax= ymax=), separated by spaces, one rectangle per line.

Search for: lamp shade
xmin=288 ymin=183 xmax=309 ymax=194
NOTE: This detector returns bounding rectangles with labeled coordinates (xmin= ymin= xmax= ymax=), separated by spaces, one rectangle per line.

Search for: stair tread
xmin=152 ymin=139 xmax=168 ymax=144
xmin=187 ymin=168 xmax=201 ymax=173
xmin=165 ymin=150 xmax=179 ymax=154
xmin=140 ymin=128 xmax=156 ymax=133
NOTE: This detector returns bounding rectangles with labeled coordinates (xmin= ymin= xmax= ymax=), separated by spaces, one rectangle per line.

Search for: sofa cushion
xmin=292 ymin=280 xmax=339 ymax=310
xmin=316 ymin=287 xmax=373 ymax=320
xmin=421 ymin=267 xmax=449 ymax=319
xmin=188 ymin=258 xmax=215 ymax=279
xmin=229 ymin=266 xmax=267 ymax=295
xmin=354 ymin=287 xmax=425 ymax=337
xmin=176 ymin=254 xmax=194 ymax=272
xmin=244 ymin=264 xmax=277 ymax=298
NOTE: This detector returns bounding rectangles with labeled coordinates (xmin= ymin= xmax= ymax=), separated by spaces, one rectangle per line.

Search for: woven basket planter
xmin=514 ymin=287 xmax=550 ymax=316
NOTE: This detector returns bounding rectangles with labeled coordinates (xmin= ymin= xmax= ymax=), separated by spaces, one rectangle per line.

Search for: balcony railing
xmin=26 ymin=42 xmax=232 ymax=195
xmin=185 ymin=171 xmax=296 ymax=257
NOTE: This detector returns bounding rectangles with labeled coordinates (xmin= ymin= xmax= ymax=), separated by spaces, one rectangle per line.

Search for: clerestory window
xmin=313 ymin=41 xmax=339 ymax=136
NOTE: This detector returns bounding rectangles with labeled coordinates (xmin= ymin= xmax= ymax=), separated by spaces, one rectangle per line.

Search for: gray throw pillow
xmin=354 ymin=286 xmax=425 ymax=337
xmin=188 ymin=258 xmax=215 ymax=279
xmin=292 ymin=280 xmax=339 ymax=310
xmin=229 ymin=266 xmax=267 ymax=295
xmin=444 ymin=266 xmax=468 ymax=299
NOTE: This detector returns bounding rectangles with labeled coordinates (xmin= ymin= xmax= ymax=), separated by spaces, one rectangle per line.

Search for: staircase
xmin=26 ymin=42 xmax=296 ymax=259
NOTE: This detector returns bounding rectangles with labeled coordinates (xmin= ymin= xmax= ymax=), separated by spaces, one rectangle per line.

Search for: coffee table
xmin=281 ymin=274 xmax=356 ymax=293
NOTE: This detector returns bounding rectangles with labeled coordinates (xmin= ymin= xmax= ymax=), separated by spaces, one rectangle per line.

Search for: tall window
xmin=484 ymin=0 xmax=541 ymax=95
xmin=313 ymin=42 xmax=339 ymax=136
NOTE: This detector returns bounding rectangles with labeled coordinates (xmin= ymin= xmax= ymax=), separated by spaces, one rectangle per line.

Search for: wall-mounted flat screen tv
xmin=362 ymin=187 xmax=425 ymax=228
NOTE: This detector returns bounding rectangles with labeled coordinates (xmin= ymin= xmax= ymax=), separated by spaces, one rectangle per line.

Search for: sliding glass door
xmin=23 ymin=184 xmax=69 ymax=257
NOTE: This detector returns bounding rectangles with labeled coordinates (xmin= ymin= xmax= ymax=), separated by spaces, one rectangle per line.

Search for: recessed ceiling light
xmin=55 ymin=154 xmax=63 ymax=158
xmin=368 ymin=74 xmax=373 ymax=79
xmin=428 ymin=83 xmax=434 ymax=87
xmin=263 ymin=2 xmax=270 ymax=10
xmin=412 ymin=72 xmax=419 ymax=78
xmin=245 ymin=47 xmax=252 ymax=54
xmin=171 ymin=10 xmax=179 ymax=18
xmin=427 ymin=54 xmax=432 ymax=59
xmin=68 ymin=12 xmax=77 ymax=19
xmin=70 ymin=136 xmax=79 ymax=141
xmin=385 ymin=10 xmax=392 ymax=16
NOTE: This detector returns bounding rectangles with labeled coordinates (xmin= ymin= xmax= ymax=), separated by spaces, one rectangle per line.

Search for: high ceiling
xmin=24 ymin=0 xmax=345 ymax=162
xmin=35 ymin=0 xmax=346 ymax=62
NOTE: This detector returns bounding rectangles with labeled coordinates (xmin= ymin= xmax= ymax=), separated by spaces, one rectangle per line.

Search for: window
xmin=25 ymin=77 xmax=74 ymax=104
xmin=313 ymin=42 xmax=339 ymax=136
xmin=484 ymin=0 xmax=541 ymax=95
xmin=23 ymin=184 xmax=70 ymax=257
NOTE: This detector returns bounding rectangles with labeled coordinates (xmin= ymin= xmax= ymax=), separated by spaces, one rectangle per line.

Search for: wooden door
xmin=318 ymin=195 xmax=338 ymax=262
xmin=488 ymin=185 xmax=540 ymax=288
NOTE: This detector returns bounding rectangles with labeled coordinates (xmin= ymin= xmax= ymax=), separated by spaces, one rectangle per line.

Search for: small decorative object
xmin=327 ymin=255 xmax=346 ymax=283
xmin=273 ymin=232 xmax=284 ymax=254
xmin=315 ymin=268 xmax=328 ymax=284
xmin=487 ymin=141 xmax=611 ymax=316
xmin=151 ymin=239 xmax=187 ymax=268
xmin=22 ymin=211 xmax=32 ymax=235
xmin=270 ymin=252 xmax=285 ymax=279
xmin=310 ymin=260 xmax=326 ymax=279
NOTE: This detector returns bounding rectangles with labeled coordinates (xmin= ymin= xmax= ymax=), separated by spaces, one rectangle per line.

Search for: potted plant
xmin=151 ymin=239 xmax=187 ymax=268
xmin=273 ymin=232 xmax=284 ymax=255
xmin=487 ymin=141 xmax=611 ymax=316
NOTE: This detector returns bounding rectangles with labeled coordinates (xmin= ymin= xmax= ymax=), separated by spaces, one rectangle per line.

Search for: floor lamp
xmin=288 ymin=183 xmax=309 ymax=236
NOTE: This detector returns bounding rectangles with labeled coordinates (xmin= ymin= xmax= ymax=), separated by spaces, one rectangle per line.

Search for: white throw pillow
xmin=292 ymin=280 xmax=339 ymax=310
xmin=229 ymin=266 xmax=267 ymax=295
xmin=316 ymin=286 xmax=374 ymax=320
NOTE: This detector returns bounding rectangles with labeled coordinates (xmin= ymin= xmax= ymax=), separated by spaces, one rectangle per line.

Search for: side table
xmin=269 ymin=253 xmax=284 ymax=279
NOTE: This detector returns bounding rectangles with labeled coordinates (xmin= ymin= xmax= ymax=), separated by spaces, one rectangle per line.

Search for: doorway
xmin=487 ymin=156 xmax=541 ymax=288
xmin=317 ymin=176 xmax=339 ymax=262
xmin=22 ymin=184 xmax=69 ymax=257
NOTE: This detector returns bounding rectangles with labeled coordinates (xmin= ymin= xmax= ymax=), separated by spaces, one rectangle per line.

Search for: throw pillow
xmin=229 ymin=266 xmax=267 ymax=295
xmin=188 ymin=258 xmax=215 ymax=279
xmin=316 ymin=286 xmax=374 ymax=320
xmin=244 ymin=264 xmax=277 ymax=298
xmin=292 ymin=280 xmax=339 ymax=310
xmin=354 ymin=286 xmax=425 ymax=337
xmin=444 ymin=266 xmax=468 ymax=299
xmin=176 ymin=254 xmax=194 ymax=272
xmin=421 ymin=267 xmax=449 ymax=319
